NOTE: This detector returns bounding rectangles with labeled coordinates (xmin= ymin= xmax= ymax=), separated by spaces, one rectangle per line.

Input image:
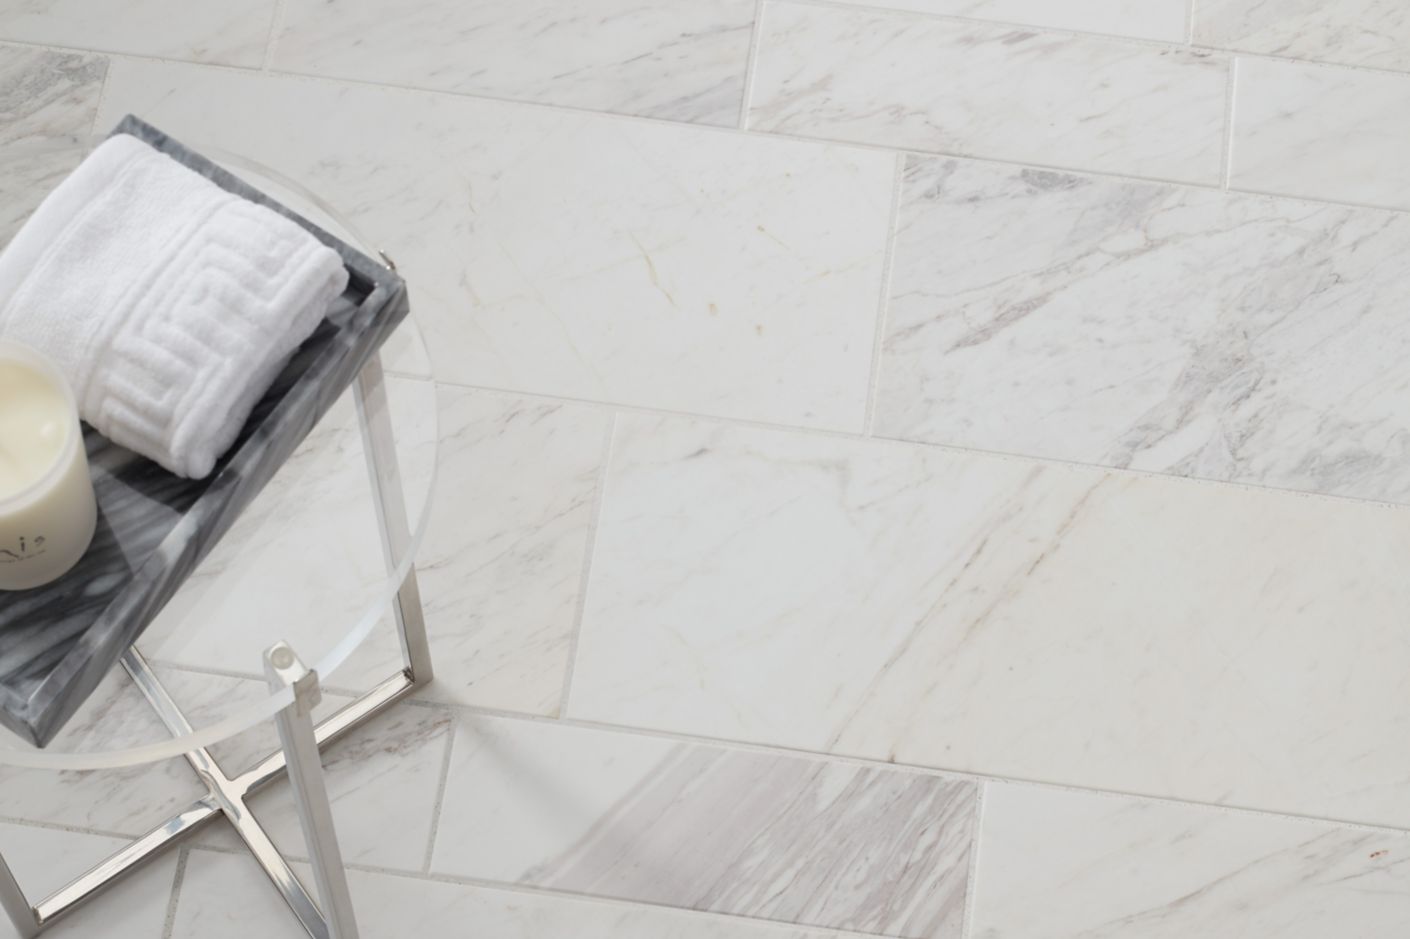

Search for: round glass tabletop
xmin=0 ymin=135 xmax=440 ymax=770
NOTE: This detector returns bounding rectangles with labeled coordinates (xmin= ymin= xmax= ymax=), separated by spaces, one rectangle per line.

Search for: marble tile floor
xmin=4 ymin=0 xmax=1410 ymax=935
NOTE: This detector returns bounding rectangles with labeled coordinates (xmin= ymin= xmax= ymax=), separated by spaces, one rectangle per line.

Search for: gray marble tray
xmin=0 ymin=116 xmax=411 ymax=747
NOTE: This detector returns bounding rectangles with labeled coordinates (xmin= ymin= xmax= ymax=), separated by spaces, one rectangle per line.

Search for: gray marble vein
xmin=0 ymin=45 xmax=106 ymax=147
xmin=433 ymin=714 xmax=977 ymax=937
xmin=1195 ymin=0 xmax=1410 ymax=71
xmin=0 ymin=116 xmax=410 ymax=746
xmin=874 ymin=154 xmax=1410 ymax=503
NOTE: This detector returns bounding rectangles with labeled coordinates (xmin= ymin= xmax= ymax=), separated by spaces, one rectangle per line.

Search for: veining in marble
xmin=432 ymin=713 xmax=976 ymax=938
xmin=0 ymin=45 xmax=105 ymax=146
xmin=273 ymin=0 xmax=756 ymax=126
xmin=972 ymin=785 xmax=1410 ymax=938
xmin=172 ymin=849 xmax=872 ymax=939
xmin=570 ymin=415 xmax=1410 ymax=828
xmin=748 ymin=1 xmax=1228 ymax=184
xmin=1195 ymin=0 xmax=1410 ymax=71
xmin=0 ymin=0 xmax=277 ymax=66
xmin=841 ymin=0 xmax=1188 ymax=42
xmin=873 ymin=154 xmax=1410 ymax=503
xmin=97 ymin=59 xmax=894 ymax=433
xmin=1230 ymin=55 xmax=1410 ymax=211
xmin=0 ymin=821 xmax=179 ymax=938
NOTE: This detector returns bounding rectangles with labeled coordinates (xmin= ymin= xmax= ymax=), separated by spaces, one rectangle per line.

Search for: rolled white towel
xmin=0 ymin=133 xmax=348 ymax=479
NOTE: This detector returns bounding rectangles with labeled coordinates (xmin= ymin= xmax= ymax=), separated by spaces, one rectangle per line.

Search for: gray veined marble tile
xmin=841 ymin=0 xmax=1188 ymax=42
xmin=272 ymin=0 xmax=756 ymax=126
xmin=1195 ymin=0 xmax=1410 ymax=71
xmin=431 ymin=713 xmax=977 ymax=938
xmin=0 ymin=0 xmax=276 ymax=66
xmin=172 ymin=849 xmax=877 ymax=939
xmin=569 ymin=414 xmax=1410 ymax=829
xmin=874 ymin=154 xmax=1410 ymax=504
xmin=972 ymin=785 xmax=1410 ymax=938
xmin=97 ymin=58 xmax=894 ymax=434
xmin=748 ymin=1 xmax=1228 ymax=184
xmin=1230 ymin=55 xmax=1410 ymax=211
xmin=0 ymin=44 xmax=105 ymax=146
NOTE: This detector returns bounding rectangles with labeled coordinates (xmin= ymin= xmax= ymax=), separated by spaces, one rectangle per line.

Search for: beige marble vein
xmin=749 ymin=1 xmax=1228 ymax=183
xmin=875 ymin=154 xmax=1410 ymax=503
xmin=273 ymin=0 xmax=756 ymax=125
xmin=432 ymin=713 xmax=976 ymax=937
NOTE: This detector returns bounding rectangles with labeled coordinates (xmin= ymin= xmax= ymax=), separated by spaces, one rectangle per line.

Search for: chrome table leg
xmin=265 ymin=643 xmax=359 ymax=939
xmin=353 ymin=351 xmax=433 ymax=686
xmin=0 ymin=852 xmax=39 ymax=939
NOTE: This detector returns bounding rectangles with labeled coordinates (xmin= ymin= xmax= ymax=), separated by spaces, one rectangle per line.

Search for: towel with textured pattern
xmin=0 ymin=132 xmax=348 ymax=479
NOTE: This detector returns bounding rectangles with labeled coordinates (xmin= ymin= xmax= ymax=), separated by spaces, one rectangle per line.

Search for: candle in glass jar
xmin=0 ymin=340 xmax=96 ymax=590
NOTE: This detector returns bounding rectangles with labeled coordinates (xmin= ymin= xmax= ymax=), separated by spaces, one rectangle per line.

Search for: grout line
xmin=412 ymin=699 xmax=1410 ymax=840
xmin=737 ymin=0 xmax=768 ymax=130
xmin=419 ymin=729 xmax=457 ymax=873
xmin=861 ymin=152 xmax=906 ymax=437
xmin=87 ymin=54 xmax=115 ymax=138
xmin=0 ymin=813 xmax=135 ymax=841
xmin=1221 ymin=56 xmax=1239 ymax=188
xmin=960 ymin=783 xmax=986 ymax=939
xmin=428 ymin=377 xmax=1410 ymax=515
xmin=30 ymin=34 xmax=1407 ymax=219
xmin=260 ymin=0 xmax=290 ymax=72
xmin=556 ymin=414 xmax=618 ymax=718
xmin=159 ymin=847 xmax=189 ymax=939
xmin=1186 ymin=0 xmax=1197 ymax=44
xmin=336 ymin=860 xmax=883 ymax=938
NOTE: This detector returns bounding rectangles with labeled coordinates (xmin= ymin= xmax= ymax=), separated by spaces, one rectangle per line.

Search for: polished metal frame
xmin=0 ymin=352 xmax=431 ymax=939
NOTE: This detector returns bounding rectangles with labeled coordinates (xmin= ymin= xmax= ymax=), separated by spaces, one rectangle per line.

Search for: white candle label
xmin=0 ymin=343 xmax=97 ymax=590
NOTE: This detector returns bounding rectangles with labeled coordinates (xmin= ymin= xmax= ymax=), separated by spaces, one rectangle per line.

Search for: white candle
xmin=0 ymin=341 xmax=96 ymax=590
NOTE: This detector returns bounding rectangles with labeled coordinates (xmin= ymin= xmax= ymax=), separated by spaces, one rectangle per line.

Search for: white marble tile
xmin=1231 ymin=56 xmax=1410 ymax=210
xmin=842 ymin=0 xmax=1187 ymax=42
xmin=98 ymin=59 xmax=893 ymax=432
xmin=972 ymin=784 xmax=1410 ymax=938
xmin=1195 ymin=0 xmax=1410 ymax=71
xmin=192 ymin=699 xmax=451 ymax=871
xmin=273 ymin=0 xmax=755 ymax=126
xmin=137 ymin=379 xmax=604 ymax=716
xmin=0 ymin=821 xmax=177 ymax=939
xmin=749 ymin=2 xmax=1228 ymax=184
xmin=570 ymin=415 xmax=1410 ymax=828
xmin=172 ymin=849 xmax=868 ymax=939
xmin=873 ymin=155 xmax=1410 ymax=503
xmin=432 ymin=713 xmax=976 ymax=937
xmin=0 ymin=0 xmax=276 ymax=66
xmin=0 ymin=44 xmax=105 ymax=145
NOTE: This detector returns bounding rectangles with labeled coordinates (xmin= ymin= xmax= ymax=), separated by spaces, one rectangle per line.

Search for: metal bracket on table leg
xmin=265 ymin=643 xmax=359 ymax=939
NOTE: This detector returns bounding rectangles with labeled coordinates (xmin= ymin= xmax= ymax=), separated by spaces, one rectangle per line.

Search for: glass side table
xmin=0 ymin=128 xmax=440 ymax=939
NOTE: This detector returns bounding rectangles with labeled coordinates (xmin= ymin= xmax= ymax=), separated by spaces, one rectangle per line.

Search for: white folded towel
xmin=0 ymin=133 xmax=348 ymax=479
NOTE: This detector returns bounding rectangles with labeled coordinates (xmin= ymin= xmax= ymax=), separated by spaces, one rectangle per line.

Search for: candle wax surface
xmin=0 ymin=359 xmax=70 ymax=500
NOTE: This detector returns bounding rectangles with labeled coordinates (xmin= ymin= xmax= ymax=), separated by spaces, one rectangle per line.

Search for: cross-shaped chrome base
xmin=0 ymin=353 xmax=430 ymax=939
